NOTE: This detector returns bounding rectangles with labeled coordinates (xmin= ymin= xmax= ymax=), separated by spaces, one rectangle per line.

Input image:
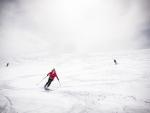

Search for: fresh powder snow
xmin=0 ymin=49 xmax=150 ymax=113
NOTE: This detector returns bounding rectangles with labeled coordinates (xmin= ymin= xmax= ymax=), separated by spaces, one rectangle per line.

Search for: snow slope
xmin=0 ymin=49 xmax=150 ymax=113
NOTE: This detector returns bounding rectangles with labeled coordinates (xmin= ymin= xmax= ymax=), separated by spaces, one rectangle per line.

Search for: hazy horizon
xmin=0 ymin=0 xmax=150 ymax=56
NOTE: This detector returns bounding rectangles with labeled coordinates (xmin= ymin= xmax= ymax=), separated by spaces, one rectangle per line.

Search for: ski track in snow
xmin=0 ymin=49 xmax=150 ymax=113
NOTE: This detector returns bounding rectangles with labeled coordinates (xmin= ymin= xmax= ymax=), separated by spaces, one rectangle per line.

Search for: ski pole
xmin=36 ymin=75 xmax=47 ymax=85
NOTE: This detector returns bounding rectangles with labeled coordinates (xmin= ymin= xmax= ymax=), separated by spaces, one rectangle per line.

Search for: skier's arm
xmin=47 ymin=72 xmax=50 ymax=76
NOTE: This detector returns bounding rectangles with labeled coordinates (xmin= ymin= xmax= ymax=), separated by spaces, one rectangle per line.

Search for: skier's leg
xmin=44 ymin=79 xmax=49 ymax=88
xmin=44 ymin=83 xmax=47 ymax=88
xmin=47 ymin=78 xmax=53 ymax=87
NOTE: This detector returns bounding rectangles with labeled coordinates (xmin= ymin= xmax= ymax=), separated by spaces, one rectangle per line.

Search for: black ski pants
xmin=45 ymin=78 xmax=53 ymax=88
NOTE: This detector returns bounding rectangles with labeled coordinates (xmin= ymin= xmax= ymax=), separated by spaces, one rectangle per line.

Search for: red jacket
xmin=47 ymin=70 xmax=59 ymax=80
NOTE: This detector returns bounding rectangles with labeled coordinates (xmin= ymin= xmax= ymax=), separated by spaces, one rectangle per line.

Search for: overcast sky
xmin=0 ymin=0 xmax=150 ymax=56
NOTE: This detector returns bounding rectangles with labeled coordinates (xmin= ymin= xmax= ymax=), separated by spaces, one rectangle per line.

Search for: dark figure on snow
xmin=6 ymin=63 xmax=9 ymax=67
xmin=44 ymin=68 xmax=59 ymax=89
xmin=114 ymin=59 xmax=117 ymax=65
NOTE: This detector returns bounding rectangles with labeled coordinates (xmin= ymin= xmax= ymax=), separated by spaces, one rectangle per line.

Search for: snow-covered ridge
xmin=0 ymin=49 xmax=150 ymax=113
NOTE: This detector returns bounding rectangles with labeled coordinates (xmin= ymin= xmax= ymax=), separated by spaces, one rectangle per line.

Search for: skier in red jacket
xmin=44 ymin=68 xmax=59 ymax=89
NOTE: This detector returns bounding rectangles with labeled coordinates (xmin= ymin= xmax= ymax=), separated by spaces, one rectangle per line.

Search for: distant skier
xmin=6 ymin=63 xmax=9 ymax=67
xmin=44 ymin=68 xmax=59 ymax=90
xmin=114 ymin=59 xmax=117 ymax=65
